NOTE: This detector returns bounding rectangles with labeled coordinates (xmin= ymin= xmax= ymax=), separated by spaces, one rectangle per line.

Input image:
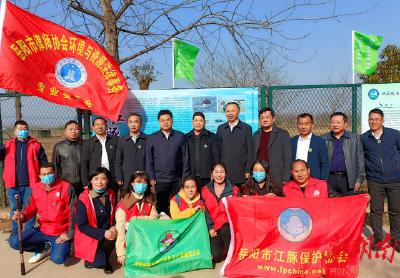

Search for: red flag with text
xmin=221 ymin=195 xmax=369 ymax=278
xmin=0 ymin=1 xmax=128 ymax=120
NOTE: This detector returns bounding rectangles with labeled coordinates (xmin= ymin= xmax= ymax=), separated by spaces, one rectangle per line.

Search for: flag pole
xmin=172 ymin=38 xmax=175 ymax=89
xmin=0 ymin=0 xmax=7 ymax=46
xmin=352 ymin=31 xmax=355 ymax=84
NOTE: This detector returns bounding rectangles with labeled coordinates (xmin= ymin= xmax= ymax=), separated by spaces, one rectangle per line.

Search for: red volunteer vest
xmin=3 ymin=138 xmax=41 ymax=188
xmin=74 ymin=189 xmax=116 ymax=263
xmin=116 ymin=200 xmax=153 ymax=222
xmin=201 ymin=185 xmax=239 ymax=231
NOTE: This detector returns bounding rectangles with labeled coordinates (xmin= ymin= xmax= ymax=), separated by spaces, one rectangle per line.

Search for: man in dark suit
xmin=216 ymin=102 xmax=253 ymax=186
xmin=186 ymin=112 xmax=220 ymax=187
xmin=146 ymin=110 xmax=190 ymax=214
xmin=253 ymin=108 xmax=291 ymax=187
xmin=81 ymin=117 xmax=119 ymax=191
xmin=291 ymin=113 xmax=329 ymax=180
xmin=115 ymin=113 xmax=147 ymax=188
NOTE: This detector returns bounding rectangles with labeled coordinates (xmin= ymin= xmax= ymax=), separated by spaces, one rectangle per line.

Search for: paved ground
xmin=0 ymin=208 xmax=399 ymax=277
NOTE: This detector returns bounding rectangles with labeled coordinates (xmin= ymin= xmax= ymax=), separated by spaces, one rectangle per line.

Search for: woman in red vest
xmin=201 ymin=163 xmax=240 ymax=263
xmin=170 ymin=176 xmax=204 ymax=219
xmin=115 ymin=171 xmax=157 ymax=265
xmin=241 ymin=160 xmax=283 ymax=196
xmin=74 ymin=167 xmax=116 ymax=274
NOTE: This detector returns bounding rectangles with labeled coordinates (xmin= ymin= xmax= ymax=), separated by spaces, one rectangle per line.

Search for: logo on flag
xmin=278 ymin=208 xmax=312 ymax=242
xmin=55 ymin=58 xmax=87 ymax=88
xmin=159 ymin=231 xmax=177 ymax=252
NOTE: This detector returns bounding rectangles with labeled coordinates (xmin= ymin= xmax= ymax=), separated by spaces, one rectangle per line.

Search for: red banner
xmin=0 ymin=1 xmax=128 ymax=120
xmin=221 ymin=195 xmax=369 ymax=278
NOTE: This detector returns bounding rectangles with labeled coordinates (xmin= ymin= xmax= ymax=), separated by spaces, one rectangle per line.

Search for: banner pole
xmin=352 ymin=31 xmax=355 ymax=84
xmin=172 ymin=38 xmax=175 ymax=89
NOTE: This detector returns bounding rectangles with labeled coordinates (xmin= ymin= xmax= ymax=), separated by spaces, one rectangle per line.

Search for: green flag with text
xmin=125 ymin=212 xmax=212 ymax=277
xmin=174 ymin=39 xmax=200 ymax=81
xmin=353 ymin=31 xmax=383 ymax=75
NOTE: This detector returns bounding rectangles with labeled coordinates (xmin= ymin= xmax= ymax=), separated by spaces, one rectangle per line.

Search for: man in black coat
xmin=253 ymin=108 xmax=292 ymax=187
xmin=216 ymin=102 xmax=253 ymax=186
xmin=52 ymin=120 xmax=83 ymax=195
xmin=146 ymin=110 xmax=190 ymax=214
xmin=186 ymin=112 xmax=220 ymax=187
xmin=81 ymin=117 xmax=119 ymax=191
xmin=115 ymin=113 xmax=147 ymax=188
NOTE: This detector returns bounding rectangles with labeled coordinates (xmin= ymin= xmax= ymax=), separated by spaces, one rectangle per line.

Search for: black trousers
xmin=328 ymin=174 xmax=354 ymax=196
xmin=88 ymin=238 xmax=115 ymax=267
xmin=155 ymin=180 xmax=180 ymax=214
xmin=210 ymin=223 xmax=231 ymax=263
xmin=368 ymin=181 xmax=400 ymax=241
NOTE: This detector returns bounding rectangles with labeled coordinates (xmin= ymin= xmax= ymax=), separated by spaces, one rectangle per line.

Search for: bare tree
xmin=130 ymin=60 xmax=160 ymax=90
xmin=14 ymin=0 xmax=374 ymax=64
xmin=195 ymin=48 xmax=287 ymax=87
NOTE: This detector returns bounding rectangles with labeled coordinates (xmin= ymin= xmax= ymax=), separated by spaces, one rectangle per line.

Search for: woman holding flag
xmin=201 ymin=163 xmax=240 ymax=262
xmin=115 ymin=171 xmax=157 ymax=265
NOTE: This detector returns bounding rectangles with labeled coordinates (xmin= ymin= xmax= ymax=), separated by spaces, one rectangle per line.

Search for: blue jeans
xmin=9 ymin=228 xmax=71 ymax=264
xmin=7 ymin=187 xmax=36 ymax=234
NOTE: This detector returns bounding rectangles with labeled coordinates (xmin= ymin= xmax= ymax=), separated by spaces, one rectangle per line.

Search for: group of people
xmin=0 ymin=101 xmax=399 ymax=274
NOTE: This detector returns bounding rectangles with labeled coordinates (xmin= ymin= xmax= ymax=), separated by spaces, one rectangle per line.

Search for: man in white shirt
xmin=290 ymin=113 xmax=329 ymax=180
xmin=81 ymin=117 xmax=119 ymax=193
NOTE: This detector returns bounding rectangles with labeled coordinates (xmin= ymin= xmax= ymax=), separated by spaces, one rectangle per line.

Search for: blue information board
xmin=107 ymin=87 xmax=259 ymax=136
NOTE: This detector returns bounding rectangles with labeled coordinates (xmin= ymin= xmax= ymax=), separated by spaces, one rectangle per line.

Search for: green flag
xmin=174 ymin=39 xmax=200 ymax=81
xmin=125 ymin=212 xmax=212 ymax=277
xmin=353 ymin=31 xmax=383 ymax=75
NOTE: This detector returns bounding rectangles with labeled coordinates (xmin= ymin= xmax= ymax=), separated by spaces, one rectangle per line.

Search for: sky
xmin=3 ymin=0 xmax=400 ymax=90
xmin=150 ymin=0 xmax=399 ymax=89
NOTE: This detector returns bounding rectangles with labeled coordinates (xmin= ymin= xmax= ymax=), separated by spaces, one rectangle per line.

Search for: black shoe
xmin=84 ymin=262 xmax=94 ymax=269
xmin=371 ymin=238 xmax=383 ymax=251
xmin=103 ymin=264 xmax=114 ymax=274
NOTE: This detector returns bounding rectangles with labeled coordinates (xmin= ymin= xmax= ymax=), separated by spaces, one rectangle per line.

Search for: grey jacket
xmin=253 ymin=125 xmax=292 ymax=186
xmin=322 ymin=131 xmax=365 ymax=189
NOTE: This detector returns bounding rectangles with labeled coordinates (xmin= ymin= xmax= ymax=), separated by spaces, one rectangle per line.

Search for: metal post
xmin=267 ymin=86 xmax=273 ymax=108
xmin=0 ymin=100 xmax=6 ymax=207
xmin=351 ymin=84 xmax=359 ymax=133
xmin=83 ymin=110 xmax=92 ymax=140
xmin=259 ymin=86 xmax=267 ymax=109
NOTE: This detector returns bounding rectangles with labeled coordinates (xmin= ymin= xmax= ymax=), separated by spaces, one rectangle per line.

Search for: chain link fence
xmin=263 ymin=84 xmax=362 ymax=137
xmin=0 ymin=93 xmax=78 ymax=206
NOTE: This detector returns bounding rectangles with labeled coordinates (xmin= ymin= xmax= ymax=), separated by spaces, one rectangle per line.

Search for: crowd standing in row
xmin=0 ymin=103 xmax=399 ymax=274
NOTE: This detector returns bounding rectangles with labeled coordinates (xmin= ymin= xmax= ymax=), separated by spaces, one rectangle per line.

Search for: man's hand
xmin=245 ymin=173 xmax=251 ymax=179
xmin=354 ymin=182 xmax=362 ymax=192
xmin=12 ymin=211 xmax=24 ymax=222
xmin=150 ymin=180 xmax=157 ymax=187
xmin=55 ymin=233 xmax=69 ymax=244
xmin=117 ymin=180 xmax=124 ymax=187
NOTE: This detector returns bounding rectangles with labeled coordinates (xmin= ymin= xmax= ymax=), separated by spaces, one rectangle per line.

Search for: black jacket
xmin=80 ymin=135 xmax=119 ymax=186
xmin=253 ymin=125 xmax=292 ymax=187
xmin=115 ymin=133 xmax=148 ymax=186
xmin=216 ymin=120 xmax=253 ymax=184
xmin=52 ymin=139 xmax=82 ymax=185
xmin=185 ymin=129 xmax=221 ymax=179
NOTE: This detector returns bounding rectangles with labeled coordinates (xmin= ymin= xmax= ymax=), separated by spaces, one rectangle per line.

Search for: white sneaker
xmin=29 ymin=242 xmax=51 ymax=264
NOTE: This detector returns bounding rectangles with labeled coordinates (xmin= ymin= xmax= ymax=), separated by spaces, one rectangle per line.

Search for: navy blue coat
xmin=291 ymin=134 xmax=329 ymax=180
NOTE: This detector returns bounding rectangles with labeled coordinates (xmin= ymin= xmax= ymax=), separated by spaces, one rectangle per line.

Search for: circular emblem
xmin=203 ymin=144 xmax=208 ymax=149
xmin=368 ymin=89 xmax=379 ymax=100
xmin=313 ymin=190 xmax=320 ymax=197
xmin=138 ymin=145 xmax=142 ymax=149
xmin=55 ymin=192 xmax=60 ymax=197
xmin=55 ymin=58 xmax=87 ymax=88
xmin=158 ymin=230 xmax=178 ymax=253
xmin=308 ymin=147 xmax=312 ymax=153
xmin=278 ymin=208 xmax=312 ymax=242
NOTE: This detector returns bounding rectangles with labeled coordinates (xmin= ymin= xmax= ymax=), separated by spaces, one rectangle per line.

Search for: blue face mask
xmin=253 ymin=171 xmax=266 ymax=183
xmin=17 ymin=129 xmax=29 ymax=139
xmin=132 ymin=183 xmax=148 ymax=194
xmin=40 ymin=174 xmax=56 ymax=186
xmin=94 ymin=188 xmax=107 ymax=194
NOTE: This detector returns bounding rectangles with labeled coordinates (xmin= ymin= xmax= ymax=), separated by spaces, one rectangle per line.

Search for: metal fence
xmin=0 ymin=93 xmax=78 ymax=206
xmin=260 ymin=84 xmax=362 ymax=137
